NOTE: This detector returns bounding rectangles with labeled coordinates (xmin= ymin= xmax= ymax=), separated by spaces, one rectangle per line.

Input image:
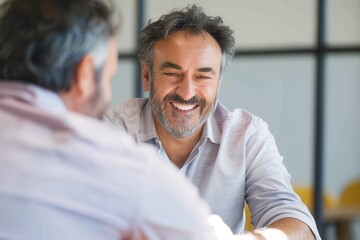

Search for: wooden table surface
xmin=324 ymin=207 xmax=360 ymax=240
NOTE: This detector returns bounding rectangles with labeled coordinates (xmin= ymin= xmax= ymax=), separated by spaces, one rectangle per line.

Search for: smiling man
xmin=105 ymin=5 xmax=321 ymax=240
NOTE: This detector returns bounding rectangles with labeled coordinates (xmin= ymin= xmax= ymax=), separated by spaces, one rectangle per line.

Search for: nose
xmin=176 ymin=75 xmax=195 ymax=101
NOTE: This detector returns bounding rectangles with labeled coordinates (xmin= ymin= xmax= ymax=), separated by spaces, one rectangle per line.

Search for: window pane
xmin=220 ymin=56 xmax=315 ymax=185
xmin=110 ymin=60 xmax=136 ymax=106
xmin=324 ymin=54 xmax=360 ymax=197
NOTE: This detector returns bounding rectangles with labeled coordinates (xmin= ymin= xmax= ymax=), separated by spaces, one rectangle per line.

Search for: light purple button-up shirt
xmin=105 ymin=98 xmax=321 ymax=239
xmin=0 ymin=82 xmax=223 ymax=240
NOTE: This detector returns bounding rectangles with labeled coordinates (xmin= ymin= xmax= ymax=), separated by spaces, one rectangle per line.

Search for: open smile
xmin=170 ymin=101 xmax=199 ymax=111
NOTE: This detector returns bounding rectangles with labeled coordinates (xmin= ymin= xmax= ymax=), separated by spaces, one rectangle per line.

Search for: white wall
xmin=146 ymin=0 xmax=316 ymax=48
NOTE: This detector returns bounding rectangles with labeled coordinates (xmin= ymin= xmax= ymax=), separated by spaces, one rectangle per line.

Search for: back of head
xmin=138 ymin=4 xmax=235 ymax=74
xmin=0 ymin=0 xmax=117 ymax=92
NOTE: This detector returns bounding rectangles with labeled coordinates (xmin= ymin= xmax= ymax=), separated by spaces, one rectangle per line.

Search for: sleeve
xmin=244 ymin=121 xmax=321 ymax=240
xmin=130 ymin=148 xmax=235 ymax=240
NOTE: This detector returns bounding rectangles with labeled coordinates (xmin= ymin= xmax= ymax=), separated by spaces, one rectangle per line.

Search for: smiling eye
xmin=197 ymin=75 xmax=211 ymax=80
xmin=164 ymin=72 xmax=181 ymax=77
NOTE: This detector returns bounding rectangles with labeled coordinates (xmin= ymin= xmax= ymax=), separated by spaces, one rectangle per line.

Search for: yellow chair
xmin=293 ymin=185 xmax=337 ymax=212
xmin=339 ymin=178 xmax=360 ymax=207
xmin=334 ymin=178 xmax=360 ymax=240
xmin=244 ymin=203 xmax=254 ymax=231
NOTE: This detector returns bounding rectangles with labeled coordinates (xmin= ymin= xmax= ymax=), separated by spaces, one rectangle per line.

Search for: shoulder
xmin=64 ymin=111 xmax=138 ymax=151
xmin=213 ymin=102 xmax=268 ymax=137
xmin=104 ymin=98 xmax=147 ymax=124
xmin=61 ymin=112 xmax=161 ymax=185
xmin=103 ymin=99 xmax=150 ymax=138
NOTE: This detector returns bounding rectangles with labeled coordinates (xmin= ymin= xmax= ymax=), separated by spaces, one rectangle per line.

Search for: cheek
xmin=152 ymin=81 xmax=174 ymax=99
xmin=201 ymin=83 xmax=219 ymax=101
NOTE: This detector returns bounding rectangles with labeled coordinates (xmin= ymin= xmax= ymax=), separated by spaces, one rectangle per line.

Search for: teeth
xmin=172 ymin=102 xmax=195 ymax=111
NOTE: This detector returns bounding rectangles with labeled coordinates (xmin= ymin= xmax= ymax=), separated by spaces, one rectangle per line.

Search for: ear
xmin=74 ymin=54 xmax=95 ymax=97
xmin=141 ymin=62 xmax=150 ymax=92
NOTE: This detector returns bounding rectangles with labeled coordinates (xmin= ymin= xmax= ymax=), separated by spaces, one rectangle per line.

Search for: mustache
xmin=163 ymin=94 xmax=205 ymax=107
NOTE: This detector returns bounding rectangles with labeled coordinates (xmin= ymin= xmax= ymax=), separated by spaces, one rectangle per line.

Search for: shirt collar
xmin=139 ymin=99 xmax=158 ymax=142
xmin=202 ymin=108 xmax=222 ymax=145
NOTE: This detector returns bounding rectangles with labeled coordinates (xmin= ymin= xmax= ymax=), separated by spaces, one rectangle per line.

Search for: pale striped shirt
xmin=105 ymin=98 xmax=321 ymax=240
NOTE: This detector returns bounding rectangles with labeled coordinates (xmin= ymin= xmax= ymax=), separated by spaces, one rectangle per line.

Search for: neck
xmin=155 ymin=120 xmax=203 ymax=168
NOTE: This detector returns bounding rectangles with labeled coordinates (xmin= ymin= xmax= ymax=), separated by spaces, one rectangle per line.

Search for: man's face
xmin=144 ymin=31 xmax=222 ymax=138
xmin=88 ymin=37 xmax=118 ymax=119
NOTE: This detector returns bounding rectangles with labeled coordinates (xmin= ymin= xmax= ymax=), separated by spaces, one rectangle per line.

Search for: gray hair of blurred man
xmin=0 ymin=0 xmax=118 ymax=92
xmin=138 ymin=4 xmax=235 ymax=78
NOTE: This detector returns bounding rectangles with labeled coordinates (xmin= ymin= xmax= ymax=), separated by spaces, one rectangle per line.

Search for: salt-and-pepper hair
xmin=138 ymin=4 xmax=235 ymax=76
xmin=0 ymin=0 xmax=118 ymax=92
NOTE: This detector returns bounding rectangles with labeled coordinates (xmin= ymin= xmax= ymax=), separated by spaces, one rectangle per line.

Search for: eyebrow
xmin=159 ymin=61 xmax=181 ymax=70
xmin=197 ymin=67 xmax=215 ymax=74
xmin=159 ymin=61 xmax=216 ymax=74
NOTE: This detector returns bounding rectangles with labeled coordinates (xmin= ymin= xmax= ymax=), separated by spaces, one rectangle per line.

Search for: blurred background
xmin=110 ymin=0 xmax=360 ymax=239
